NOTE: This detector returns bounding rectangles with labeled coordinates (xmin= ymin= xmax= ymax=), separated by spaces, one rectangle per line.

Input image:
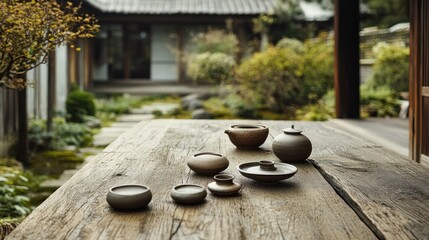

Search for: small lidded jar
xmin=272 ymin=125 xmax=312 ymax=163
xmin=207 ymin=174 xmax=241 ymax=197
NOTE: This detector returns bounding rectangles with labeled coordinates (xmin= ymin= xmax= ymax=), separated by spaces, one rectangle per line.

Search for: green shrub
xmin=202 ymin=97 xmax=237 ymax=119
xmin=223 ymin=92 xmax=258 ymax=119
xmin=0 ymin=167 xmax=32 ymax=218
xmin=51 ymin=118 xmax=93 ymax=149
xmin=236 ymin=46 xmax=303 ymax=112
xmin=28 ymin=119 xmax=53 ymax=152
xmin=96 ymin=95 xmax=140 ymax=115
xmin=367 ymin=43 xmax=409 ymax=93
xmin=360 ymin=85 xmax=400 ymax=117
xmin=66 ymin=91 xmax=96 ymax=123
xmin=28 ymin=117 xmax=93 ymax=151
xmin=192 ymin=29 xmax=239 ymax=56
xmin=276 ymin=37 xmax=304 ymax=54
xmin=296 ymin=90 xmax=335 ymax=121
xmin=187 ymin=52 xmax=235 ymax=84
xmin=302 ymin=34 xmax=334 ymax=102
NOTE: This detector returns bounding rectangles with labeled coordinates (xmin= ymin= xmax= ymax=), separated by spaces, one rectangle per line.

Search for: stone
xmin=191 ymin=109 xmax=212 ymax=119
xmin=188 ymin=99 xmax=203 ymax=111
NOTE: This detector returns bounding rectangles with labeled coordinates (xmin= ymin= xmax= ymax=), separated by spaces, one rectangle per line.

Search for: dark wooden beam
xmin=17 ymin=87 xmax=29 ymax=167
xmin=409 ymin=0 xmax=422 ymax=162
xmin=47 ymin=51 xmax=56 ymax=132
xmin=334 ymin=0 xmax=360 ymax=119
xmin=177 ymin=26 xmax=186 ymax=82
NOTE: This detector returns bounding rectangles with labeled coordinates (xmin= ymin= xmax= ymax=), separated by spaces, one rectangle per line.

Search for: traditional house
xmin=74 ymin=0 xmax=334 ymax=88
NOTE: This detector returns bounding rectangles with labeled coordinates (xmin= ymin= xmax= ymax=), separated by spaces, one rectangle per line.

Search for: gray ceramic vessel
xmin=272 ymin=125 xmax=312 ymax=163
xmin=187 ymin=152 xmax=229 ymax=175
xmin=237 ymin=160 xmax=297 ymax=183
xmin=106 ymin=184 xmax=152 ymax=210
xmin=170 ymin=184 xmax=207 ymax=204
xmin=225 ymin=124 xmax=269 ymax=149
xmin=208 ymin=174 xmax=241 ymax=197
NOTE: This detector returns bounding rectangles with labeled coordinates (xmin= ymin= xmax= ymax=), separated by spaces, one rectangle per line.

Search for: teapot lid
xmin=282 ymin=125 xmax=302 ymax=134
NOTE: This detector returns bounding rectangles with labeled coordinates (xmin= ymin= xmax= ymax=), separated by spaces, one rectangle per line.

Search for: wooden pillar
xmin=17 ymin=87 xmax=29 ymax=167
xmin=234 ymin=19 xmax=247 ymax=64
xmin=47 ymin=51 xmax=56 ymax=132
xmin=68 ymin=45 xmax=77 ymax=89
xmin=334 ymin=0 xmax=360 ymax=119
xmin=409 ymin=0 xmax=429 ymax=164
xmin=83 ymin=39 xmax=92 ymax=91
xmin=177 ymin=26 xmax=186 ymax=83
xmin=123 ymin=24 xmax=130 ymax=79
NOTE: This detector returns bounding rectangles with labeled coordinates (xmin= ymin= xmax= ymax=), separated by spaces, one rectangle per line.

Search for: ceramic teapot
xmin=224 ymin=124 xmax=269 ymax=149
xmin=272 ymin=125 xmax=312 ymax=163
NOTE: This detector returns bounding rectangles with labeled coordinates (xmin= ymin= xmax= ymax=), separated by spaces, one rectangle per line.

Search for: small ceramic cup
xmin=225 ymin=124 xmax=269 ymax=149
xmin=106 ymin=184 xmax=152 ymax=210
xmin=170 ymin=184 xmax=207 ymax=204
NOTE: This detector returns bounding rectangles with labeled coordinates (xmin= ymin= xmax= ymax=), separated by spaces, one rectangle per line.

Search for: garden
xmin=0 ymin=35 xmax=409 ymax=239
xmin=0 ymin=0 xmax=410 ymax=237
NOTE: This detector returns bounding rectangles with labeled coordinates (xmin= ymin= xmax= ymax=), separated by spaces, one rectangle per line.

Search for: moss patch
xmin=0 ymin=217 xmax=23 ymax=238
xmin=30 ymin=151 xmax=84 ymax=178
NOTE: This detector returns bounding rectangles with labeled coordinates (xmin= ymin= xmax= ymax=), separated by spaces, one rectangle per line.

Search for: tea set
xmin=106 ymin=124 xmax=312 ymax=210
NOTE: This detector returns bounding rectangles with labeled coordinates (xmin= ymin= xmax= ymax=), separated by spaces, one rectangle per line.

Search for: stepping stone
xmin=99 ymin=127 xmax=132 ymax=133
xmin=132 ymin=103 xmax=179 ymax=115
xmin=79 ymin=147 xmax=103 ymax=155
xmin=110 ymin=122 xmax=138 ymax=128
xmin=117 ymin=114 xmax=154 ymax=122
xmin=61 ymin=169 xmax=79 ymax=179
xmin=93 ymin=135 xmax=120 ymax=147
xmin=40 ymin=179 xmax=68 ymax=191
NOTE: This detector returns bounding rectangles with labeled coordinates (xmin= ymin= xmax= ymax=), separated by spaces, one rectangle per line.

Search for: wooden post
xmin=47 ymin=51 xmax=56 ymax=132
xmin=177 ymin=26 xmax=186 ymax=83
xmin=334 ymin=0 xmax=360 ymax=119
xmin=83 ymin=39 xmax=92 ymax=91
xmin=17 ymin=87 xmax=29 ymax=167
xmin=408 ymin=0 xmax=429 ymax=163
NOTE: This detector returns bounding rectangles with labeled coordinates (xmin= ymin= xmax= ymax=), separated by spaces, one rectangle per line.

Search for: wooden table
xmin=8 ymin=120 xmax=429 ymax=239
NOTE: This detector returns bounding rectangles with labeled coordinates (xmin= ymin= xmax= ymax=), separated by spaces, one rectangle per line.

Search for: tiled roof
xmin=85 ymin=0 xmax=277 ymax=15
xmin=84 ymin=0 xmax=334 ymax=20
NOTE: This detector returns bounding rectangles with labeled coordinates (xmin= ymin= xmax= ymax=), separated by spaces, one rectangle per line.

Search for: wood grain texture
xmin=8 ymin=120 xmax=381 ymax=240
xmin=310 ymin=121 xmax=429 ymax=240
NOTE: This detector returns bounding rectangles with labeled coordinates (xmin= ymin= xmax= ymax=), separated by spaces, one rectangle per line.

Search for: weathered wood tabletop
xmin=7 ymin=120 xmax=429 ymax=240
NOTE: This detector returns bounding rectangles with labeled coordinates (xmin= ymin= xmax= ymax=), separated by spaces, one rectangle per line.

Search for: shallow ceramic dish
xmin=170 ymin=184 xmax=207 ymax=204
xmin=106 ymin=184 xmax=152 ymax=210
xmin=237 ymin=160 xmax=297 ymax=182
xmin=187 ymin=152 xmax=229 ymax=175
xmin=208 ymin=174 xmax=241 ymax=197
xmin=225 ymin=124 xmax=269 ymax=149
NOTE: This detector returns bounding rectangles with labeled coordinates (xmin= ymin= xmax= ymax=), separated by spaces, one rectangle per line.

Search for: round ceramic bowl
xmin=208 ymin=174 xmax=241 ymax=197
xmin=187 ymin=152 xmax=229 ymax=175
xmin=170 ymin=184 xmax=207 ymax=204
xmin=237 ymin=160 xmax=297 ymax=183
xmin=106 ymin=184 xmax=152 ymax=210
xmin=224 ymin=124 xmax=269 ymax=149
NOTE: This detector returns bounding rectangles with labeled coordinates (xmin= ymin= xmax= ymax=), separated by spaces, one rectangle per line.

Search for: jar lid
xmin=282 ymin=125 xmax=302 ymax=134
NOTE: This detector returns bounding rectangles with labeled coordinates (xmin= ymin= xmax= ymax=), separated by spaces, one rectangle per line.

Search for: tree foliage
xmin=362 ymin=0 xmax=409 ymax=28
xmin=0 ymin=0 xmax=99 ymax=89
xmin=367 ymin=43 xmax=409 ymax=93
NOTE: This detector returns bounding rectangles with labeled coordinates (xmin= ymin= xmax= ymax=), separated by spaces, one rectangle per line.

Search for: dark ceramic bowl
xmin=170 ymin=184 xmax=207 ymax=204
xmin=225 ymin=124 xmax=269 ymax=149
xmin=106 ymin=184 xmax=152 ymax=210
